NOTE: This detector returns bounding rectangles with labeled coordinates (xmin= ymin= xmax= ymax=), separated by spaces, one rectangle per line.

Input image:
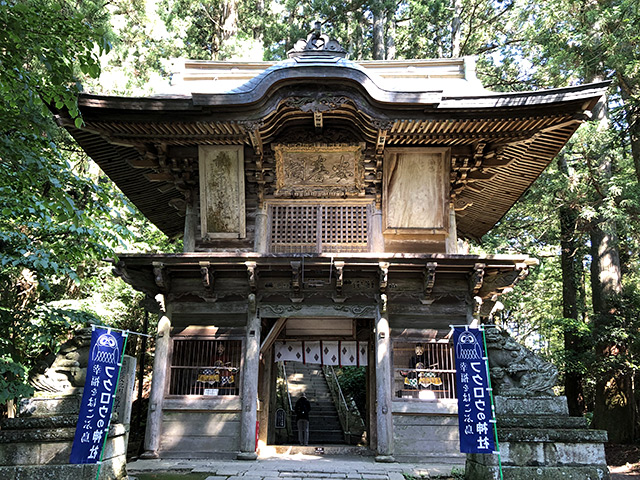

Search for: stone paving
xmin=127 ymin=454 xmax=462 ymax=480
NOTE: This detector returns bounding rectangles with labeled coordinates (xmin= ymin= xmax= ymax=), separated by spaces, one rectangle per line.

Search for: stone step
xmin=306 ymin=408 xmax=339 ymax=415
xmin=498 ymin=427 xmax=608 ymax=443
xmin=291 ymin=431 xmax=345 ymax=444
xmin=295 ymin=406 xmax=339 ymax=414
xmin=394 ymin=453 xmax=466 ymax=465
xmin=267 ymin=445 xmax=373 ymax=455
xmin=19 ymin=394 xmax=83 ymax=418
xmin=289 ymin=384 xmax=330 ymax=390
xmin=497 ymin=415 xmax=588 ymax=429
xmin=289 ymin=390 xmax=331 ymax=396
xmin=289 ymin=388 xmax=330 ymax=394
xmin=307 ymin=420 xmax=340 ymax=427
xmin=0 ymin=415 xmax=77 ymax=430
xmin=0 ymin=423 xmax=126 ymax=445
xmin=285 ymin=362 xmax=346 ymax=444
xmin=494 ymin=396 xmax=569 ymax=416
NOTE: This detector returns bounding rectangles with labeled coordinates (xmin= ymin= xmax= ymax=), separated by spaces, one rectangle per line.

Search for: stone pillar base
xmin=139 ymin=450 xmax=160 ymax=459
xmin=237 ymin=452 xmax=258 ymax=461
xmin=375 ymin=455 xmax=395 ymax=463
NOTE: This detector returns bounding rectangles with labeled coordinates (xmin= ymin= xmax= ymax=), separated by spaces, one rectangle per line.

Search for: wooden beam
xmin=259 ymin=317 xmax=287 ymax=356
xmin=144 ymin=172 xmax=174 ymax=182
xmin=128 ymin=157 xmax=159 ymax=168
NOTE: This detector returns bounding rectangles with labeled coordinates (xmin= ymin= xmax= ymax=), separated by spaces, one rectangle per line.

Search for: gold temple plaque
xmin=274 ymin=144 xmax=365 ymax=197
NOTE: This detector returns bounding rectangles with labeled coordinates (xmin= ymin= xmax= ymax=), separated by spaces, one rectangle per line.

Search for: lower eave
xmin=112 ymin=252 xmax=536 ymax=301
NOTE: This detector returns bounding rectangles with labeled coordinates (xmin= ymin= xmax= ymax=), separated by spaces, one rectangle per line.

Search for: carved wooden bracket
xmin=152 ymin=262 xmax=170 ymax=291
xmin=421 ymin=262 xmax=438 ymax=305
xmin=379 ymin=262 xmax=389 ymax=294
xmin=372 ymin=119 xmax=393 ymax=155
xmin=113 ymin=261 xmax=133 ymax=286
xmin=477 ymin=262 xmax=530 ymax=300
xmin=248 ymin=293 xmax=257 ymax=313
xmin=246 ymin=261 xmax=258 ymax=293
xmin=453 ymin=197 xmax=473 ymax=212
xmin=371 ymin=119 xmax=394 ymax=183
xmin=199 ymin=261 xmax=217 ymax=302
xmin=240 ymin=120 xmax=264 ymax=156
xmin=473 ymin=141 xmax=486 ymax=168
xmin=112 ymin=261 xmax=161 ymax=297
xmin=290 ymin=261 xmax=303 ymax=302
xmin=332 ymin=260 xmax=345 ymax=303
xmin=135 ymin=143 xmax=200 ymax=213
xmin=314 ymin=111 xmax=323 ymax=132
xmin=380 ymin=293 xmax=388 ymax=313
xmin=470 ymin=263 xmax=485 ymax=295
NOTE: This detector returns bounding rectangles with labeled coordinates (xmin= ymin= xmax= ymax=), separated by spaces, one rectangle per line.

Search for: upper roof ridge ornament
xmin=287 ymin=21 xmax=347 ymax=59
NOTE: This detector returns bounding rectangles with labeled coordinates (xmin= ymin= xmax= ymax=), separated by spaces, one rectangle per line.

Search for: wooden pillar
xmin=254 ymin=206 xmax=268 ymax=253
xmin=374 ymin=300 xmax=394 ymax=462
xmin=368 ymin=348 xmax=377 ymax=449
xmin=238 ymin=294 xmax=261 ymax=460
xmin=446 ymin=202 xmax=458 ymax=254
xmin=370 ymin=207 xmax=384 ymax=253
xmin=183 ymin=195 xmax=197 ymax=253
xmin=141 ymin=295 xmax=171 ymax=458
xmin=258 ymin=347 xmax=273 ymax=447
xmin=267 ymin=353 xmax=278 ymax=445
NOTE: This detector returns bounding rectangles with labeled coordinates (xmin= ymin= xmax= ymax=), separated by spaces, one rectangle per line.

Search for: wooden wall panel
xmin=199 ymin=145 xmax=246 ymax=239
xmin=383 ymin=148 xmax=450 ymax=234
xmin=159 ymin=411 xmax=241 ymax=457
xmin=392 ymin=412 xmax=463 ymax=463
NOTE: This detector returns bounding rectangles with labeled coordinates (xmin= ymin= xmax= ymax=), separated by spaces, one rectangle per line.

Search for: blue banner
xmin=70 ymin=328 xmax=126 ymax=464
xmin=453 ymin=327 xmax=496 ymax=454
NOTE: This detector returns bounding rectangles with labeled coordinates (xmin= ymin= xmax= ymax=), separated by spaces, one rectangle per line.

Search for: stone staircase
xmin=286 ymin=362 xmax=345 ymax=445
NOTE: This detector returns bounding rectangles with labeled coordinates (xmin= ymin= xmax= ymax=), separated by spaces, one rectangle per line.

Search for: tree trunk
xmin=385 ymin=12 xmax=396 ymax=61
xmin=589 ymin=150 xmax=633 ymax=442
xmin=557 ymin=155 xmax=586 ymax=416
xmin=618 ymin=78 xmax=640 ymax=185
xmin=451 ymin=0 xmax=462 ymax=57
xmin=372 ymin=7 xmax=385 ymax=60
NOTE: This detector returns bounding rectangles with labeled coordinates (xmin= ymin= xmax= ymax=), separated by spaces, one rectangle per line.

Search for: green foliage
xmin=156 ymin=0 xmax=273 ymax=61
xmin=335 ymin=366 xmax=367 ymax=417
xmin=0 ymin=0 xmax=110 ymax=130
xmin=0 ymin=360 xmax=33 ymax=404
xmin=0 ymin=0 xmax=170 ymax=406
xmin=449 ymin=466 xmax=465 ymax=480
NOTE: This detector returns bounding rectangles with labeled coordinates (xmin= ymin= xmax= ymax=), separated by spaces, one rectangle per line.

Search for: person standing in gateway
xmin=294 ymin=392 xmax=311 ymax=446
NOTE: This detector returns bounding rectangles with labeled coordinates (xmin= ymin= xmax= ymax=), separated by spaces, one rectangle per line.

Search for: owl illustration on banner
xmin=92 ymin=332 xmax=120 ymax=365
xmin=456 ymin=330 xmax=483 ymax=360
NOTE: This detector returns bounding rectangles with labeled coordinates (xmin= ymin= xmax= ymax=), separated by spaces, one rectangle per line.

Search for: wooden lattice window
xmin=268 ymin=202 xmax=370 ymax=253
xmin=393 ymin=341 xmax=457 ymax=401
xmin=169 ymin=339 xmax=242 ymax=396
